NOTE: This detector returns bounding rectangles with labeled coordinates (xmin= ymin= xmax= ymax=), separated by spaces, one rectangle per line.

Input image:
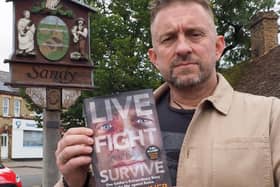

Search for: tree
xmin=212 ymin=0 xmax=276 ymax=67
xmin=26 ymin=0 xmax=277 ymax=128
xmin=62 ymin=0 xmax=161 ymax=128
xmin=91 ymin=0 xmax=160 ymax=94
xmin=84 ymin=0 xmax=276 ymax=70
xmin=19 ymin=88 xmax=43 ymax=127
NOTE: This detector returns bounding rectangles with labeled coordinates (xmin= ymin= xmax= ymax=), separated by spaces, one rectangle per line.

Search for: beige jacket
xmin=154 ymin=73 xmax=280 ymax=187
xmin=56 ymin=74 xmax=280 ymax=187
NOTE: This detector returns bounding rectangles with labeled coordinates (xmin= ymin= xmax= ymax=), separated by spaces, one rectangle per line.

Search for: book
xmin=83 ymin=89 xmax=172 ymax=187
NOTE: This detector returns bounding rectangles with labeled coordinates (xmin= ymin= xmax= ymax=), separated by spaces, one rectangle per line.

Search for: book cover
xmin=83 ymin=89 xmax=172 ymax=187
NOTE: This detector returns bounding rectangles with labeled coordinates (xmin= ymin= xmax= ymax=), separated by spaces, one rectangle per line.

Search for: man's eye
xmin=190 ymin=31 xmax=204 ymax=38
xmin=193 ymin=33 xmax=202 ymax=37
xmin=161 ymin=35 xmax=174 ymax=43
xmin=162 ymin=37 xmax=171 ymax=42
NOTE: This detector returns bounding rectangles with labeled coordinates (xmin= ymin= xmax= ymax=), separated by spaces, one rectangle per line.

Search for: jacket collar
xmin=153 ymin=73 xmax=234 ymax=115
xmin=205 ymin=73 xmax=234 ymax=115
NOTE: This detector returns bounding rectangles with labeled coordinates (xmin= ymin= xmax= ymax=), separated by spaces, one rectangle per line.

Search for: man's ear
xmin=215 ymin=35 xmax=225 ymax=60
xmin=148 ymin=48 xmax=158 ymax=69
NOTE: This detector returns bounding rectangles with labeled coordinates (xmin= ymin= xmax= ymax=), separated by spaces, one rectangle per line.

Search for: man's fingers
xmin=55 ymin=127 xmax=94 ymax=187
xmin=58 ymin=134 xmax=94 ymax=150
xmin=59 ymin=155 xmax=92 ymax=174
xmin=59 ymin=144 xmax=93 ymax=164
xmin=64 ymin=127 xmax=93 ymax=136
xmin=55 ymin=128 xmax=94 ymax=169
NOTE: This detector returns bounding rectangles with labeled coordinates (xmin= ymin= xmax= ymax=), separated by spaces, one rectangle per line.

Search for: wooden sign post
xmin=5 ymin=0 xmax=96 ymax=186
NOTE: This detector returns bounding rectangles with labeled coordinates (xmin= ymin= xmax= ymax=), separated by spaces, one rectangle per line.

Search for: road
xmin=12 ymin=167 xmax=42 ymax=187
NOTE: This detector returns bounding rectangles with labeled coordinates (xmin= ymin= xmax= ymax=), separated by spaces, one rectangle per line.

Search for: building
xmin=235 ymin=11 xmax=280 ymax=98
xmin=0 ymin=71 xmax=42 ymax=159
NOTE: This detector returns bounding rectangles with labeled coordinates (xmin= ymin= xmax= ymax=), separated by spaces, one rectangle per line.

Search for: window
xmin=14 ymin=99 xmax=21 ymax=117
xmin=2 ymin=97 xmax=9 ymax=117
xmin=23 ymin=130 xmax=43 ymax=147
xmin=1 ymin=135 xmax=7 ymax=147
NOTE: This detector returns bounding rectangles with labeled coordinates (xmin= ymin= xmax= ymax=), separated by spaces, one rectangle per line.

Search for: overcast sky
xmin=0 ymin=1 xmax=13 ymax=72
xmin=0 ymin=1 xmax=280 ymax=72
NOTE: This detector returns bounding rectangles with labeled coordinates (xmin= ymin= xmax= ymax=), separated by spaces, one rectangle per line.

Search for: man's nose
xmin=175 ymin=35 xmax=192 ymax=56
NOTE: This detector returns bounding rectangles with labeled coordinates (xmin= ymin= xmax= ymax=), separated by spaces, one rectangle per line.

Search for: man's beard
xmin=166 ymin=55 xmax=212 ymax=89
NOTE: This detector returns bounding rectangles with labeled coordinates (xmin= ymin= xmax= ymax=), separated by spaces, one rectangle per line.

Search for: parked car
xmin=0 ymin=163 xmax=22 ymax=187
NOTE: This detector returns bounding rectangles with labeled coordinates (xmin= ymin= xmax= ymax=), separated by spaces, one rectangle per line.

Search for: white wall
xmin=12 ymin=119 xmax=43 ymax=159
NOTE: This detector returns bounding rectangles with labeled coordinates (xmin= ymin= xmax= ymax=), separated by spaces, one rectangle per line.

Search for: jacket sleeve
xmin=54 ymin=176 xmax=95 ymax=187
xmin=270 ymin=98 xmax=280 ymax=187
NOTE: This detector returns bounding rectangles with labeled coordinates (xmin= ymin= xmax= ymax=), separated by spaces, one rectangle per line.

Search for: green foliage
xmin=62 ymin=0 xmax=162 ymax=129
xmin=61 ymin=95 xmax=86 ymax=128
xmin=26 ymin=0 xmax=277 ymax=128
xmin=18 ymin=88 xmax=43 ymax=127
xmin=212 ymin=0 xmax=276 ymax=67
xmin=30 ymin=7 xmax=42 ymax=13
xmin=31 ymin=0 xmax=74 ymax=18
xmin=219 ymin=61 xmax=249 ymax=87
xmin=90 ymin=0 xmax=161 ymax=96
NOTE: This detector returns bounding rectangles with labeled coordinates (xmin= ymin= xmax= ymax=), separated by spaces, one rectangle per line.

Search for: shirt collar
xmin=154 ymin=73 xmax=234 ymax=115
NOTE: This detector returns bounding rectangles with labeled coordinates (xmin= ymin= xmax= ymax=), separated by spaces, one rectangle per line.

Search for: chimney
xmin=250 ymin=11 xmax=278 ymax=59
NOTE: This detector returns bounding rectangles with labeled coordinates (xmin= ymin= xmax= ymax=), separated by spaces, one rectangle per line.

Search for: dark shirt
xmin=157 ymin=91 xmax=194 ymax=186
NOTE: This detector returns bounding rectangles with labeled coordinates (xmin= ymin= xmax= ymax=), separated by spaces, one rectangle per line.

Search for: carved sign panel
xmin=25 ymin=88 xmax=81 ymax=109
xmin=62 ymin=89 xmax=81 ymax=109
xmin=25 ymin=87 xmax=46 ymax=108
xmin=9 ymin=61 xmax=93 ymax=89
xmin=6 ymin=0 xmax=96 ymax=90
xmin=37 ymin=16 xmax=70 ymax=61
xmin=47 ymin=88 xmax=61 ymax=110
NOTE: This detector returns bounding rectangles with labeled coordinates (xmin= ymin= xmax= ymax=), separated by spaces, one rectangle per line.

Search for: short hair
xmin=149 ymin=0 xmax=214 ymax=24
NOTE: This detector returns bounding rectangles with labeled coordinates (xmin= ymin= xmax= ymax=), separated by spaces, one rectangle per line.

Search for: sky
xmin=0 ymin=1 xmax=280 ymax=72
xmin=0 ymin=1 xmax=13 ymax=72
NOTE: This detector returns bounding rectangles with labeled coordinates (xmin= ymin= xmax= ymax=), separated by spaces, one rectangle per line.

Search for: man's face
xmin=94 ymin=108 xmax=159 ymax=173
xmin=148 ymin=2 xmax=225 ymax=88
xmin=24 ymin=11 xmax=30 ymax=19
xmin=78 ymin=20 xmax=84 ymax=26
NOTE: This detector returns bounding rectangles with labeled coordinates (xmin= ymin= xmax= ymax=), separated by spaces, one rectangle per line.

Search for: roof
xmin=235 ymin=46 xmax=280 ymax=98
xmin=0 ymin=71 xmax=19 ymax=95
xmin=6 ymin=0 xmax=97 ymax=12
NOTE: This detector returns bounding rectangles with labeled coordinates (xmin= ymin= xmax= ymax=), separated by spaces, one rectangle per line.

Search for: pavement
xmin=2 ymin=159 xmax=43 ymax=169
xmin=2 ymin=159 xmax=43 ymax=187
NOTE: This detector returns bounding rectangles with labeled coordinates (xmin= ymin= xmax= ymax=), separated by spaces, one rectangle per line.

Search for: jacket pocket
xmin=212 ymin=137 xmax=273 ymax=187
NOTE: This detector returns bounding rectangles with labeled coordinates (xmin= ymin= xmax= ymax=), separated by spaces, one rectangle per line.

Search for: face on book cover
xmin=93 ymin=107 xmax=160 ymax=175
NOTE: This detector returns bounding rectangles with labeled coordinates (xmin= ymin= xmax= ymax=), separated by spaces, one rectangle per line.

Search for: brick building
xmin=235 ymin=11 xmax=280 ymax=98
xmin=0 ymin=71 xmax=41 ymax=160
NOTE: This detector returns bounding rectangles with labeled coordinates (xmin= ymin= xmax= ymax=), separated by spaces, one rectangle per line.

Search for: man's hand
xmin=56 ymin=127 xmax=94 ymax=187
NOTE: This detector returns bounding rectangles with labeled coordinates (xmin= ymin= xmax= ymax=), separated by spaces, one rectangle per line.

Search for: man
xmin=55 ymin=0 xmax=280 ymax=186
xmin=71 ymin=17 xmax=88 ymax=60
